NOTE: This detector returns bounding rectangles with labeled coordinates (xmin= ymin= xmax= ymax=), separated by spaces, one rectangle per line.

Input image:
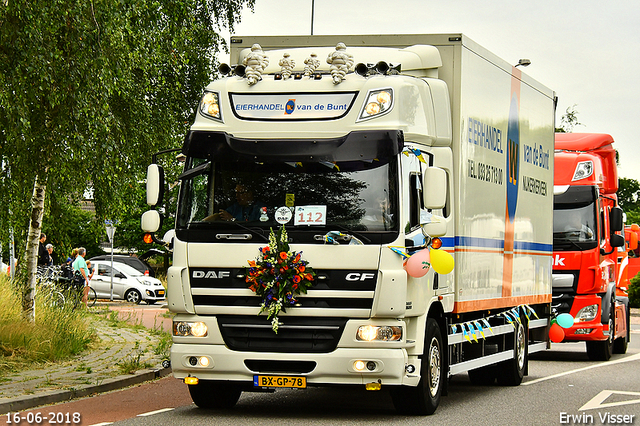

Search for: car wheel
xmin=125 ymin=289 xmax=142 ymax=304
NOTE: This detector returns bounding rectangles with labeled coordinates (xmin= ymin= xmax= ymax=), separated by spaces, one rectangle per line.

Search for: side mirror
xmin=141 ymin=210 xmax=161 ymax=233
xmin=610 ymin=206 xmax=623 ymax=233
xmin=423 ymin=167 xmax=447 ymax=210
xmin=421 ymin=211 xmax=447 ymax=237
xmin=610 ymin=233 xmax=625 ymax=248
xmin=146 ymin=164 xmax=165 ymax=206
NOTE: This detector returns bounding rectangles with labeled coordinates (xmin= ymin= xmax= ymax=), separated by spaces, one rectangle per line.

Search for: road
xmin=15 ymin=314 xmax=640 ymax=426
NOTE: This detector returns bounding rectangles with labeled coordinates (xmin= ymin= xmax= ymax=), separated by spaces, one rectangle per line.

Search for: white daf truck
xmin=142 ymin=34 xmax=555 ymax=415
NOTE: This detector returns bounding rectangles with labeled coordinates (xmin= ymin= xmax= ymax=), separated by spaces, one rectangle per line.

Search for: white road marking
xmin=523 ymin=352 xmax=640 ymax=386
xmin=137 ymin=408 xmax=175 ymax=417
xmin=579 ymin=390 xmax=640 ymax=411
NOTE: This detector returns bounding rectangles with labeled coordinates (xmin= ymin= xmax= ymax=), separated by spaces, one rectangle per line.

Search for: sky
xmin=219 ymin=0 xmax=640 ymax=180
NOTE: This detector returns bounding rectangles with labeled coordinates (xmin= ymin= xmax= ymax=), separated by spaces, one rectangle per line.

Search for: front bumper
xmin=170 ymin=343 xmax=416 ymax=387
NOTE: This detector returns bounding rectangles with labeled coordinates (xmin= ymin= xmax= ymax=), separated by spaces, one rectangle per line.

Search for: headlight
xmin=356 ymin=325 xmax=402 ymax=341
xmin=357 ymin=88 xmax=393 ymax=121
xmin=575 ymin=304 xmax=598 ymax=322
xmin=572 ymin=161 xmax=593 ymax=181
xmin=199 ymin=91 xmax=222 ymax=121
xmin=174 ymin=321 xmax=208 ymax=337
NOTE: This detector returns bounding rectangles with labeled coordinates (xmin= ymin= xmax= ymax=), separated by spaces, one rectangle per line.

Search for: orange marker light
xmin=431 ymin=238 xmax=442 ymax=249
xmin=143 ymin=233 xmax=154 ymax=244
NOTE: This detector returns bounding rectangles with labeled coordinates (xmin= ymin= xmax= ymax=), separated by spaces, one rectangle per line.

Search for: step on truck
xmin=552 ymin=133 xmax=630 ymax=359
xmin=142 ymin=34 xmax=555 ymax=415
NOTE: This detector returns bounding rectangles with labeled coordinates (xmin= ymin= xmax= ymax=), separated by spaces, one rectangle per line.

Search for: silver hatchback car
xmin=90 ymin=260 xmax=165 ymax=304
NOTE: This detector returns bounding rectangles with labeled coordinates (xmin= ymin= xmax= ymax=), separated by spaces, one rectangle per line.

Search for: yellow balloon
xmin=430 ymin=249 xmax=454 ymax=274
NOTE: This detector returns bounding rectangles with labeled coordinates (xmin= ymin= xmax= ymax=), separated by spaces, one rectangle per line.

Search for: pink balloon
xmin=405 ymin=249 xmax=431 ymax=278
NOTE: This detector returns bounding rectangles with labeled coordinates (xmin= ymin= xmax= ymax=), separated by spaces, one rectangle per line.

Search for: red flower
xmin=293 ymin=275 xmax=301 ymax=284
xmin=262 ymin=247 xmax=270 ymax=254
xmin=279 ymin=252 xmax=288 ymax=260
xmin=298 ymin=265 xmax=305 ymax=273
xmin=292 ymin=283 xmax=298 ymax=290
xmin=294 ymin=254 xmax=301 ymax=262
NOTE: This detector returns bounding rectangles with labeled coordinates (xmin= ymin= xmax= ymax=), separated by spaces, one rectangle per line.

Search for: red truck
xmin=624 ymin=224 xmax=640 ymax=281
xmin=552 ymin=133 xmax=629 ymax=360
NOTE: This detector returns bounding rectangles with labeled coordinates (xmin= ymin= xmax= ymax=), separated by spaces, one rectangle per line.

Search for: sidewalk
xmin=0 ymin=303 xmax=171 ymax=415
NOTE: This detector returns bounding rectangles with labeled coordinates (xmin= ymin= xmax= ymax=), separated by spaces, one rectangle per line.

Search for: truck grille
xmin=189 ymin=267 xmax=377 ymax=353
xmin=552 ymin=270 xmax=578 ymax=313
xmin=217 ymin=315 xmax=347 ymax=353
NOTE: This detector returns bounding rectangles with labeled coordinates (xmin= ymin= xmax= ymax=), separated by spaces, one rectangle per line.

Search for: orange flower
xmin=294 ymin=254 xmax=301 ymax=262
xmin=298 ymin=265 xmax=305 ymax=273
xmin=248 ymin=260 xmax=257 ymax=267
xmin=279 ymin=252 xmax=288 ymax=260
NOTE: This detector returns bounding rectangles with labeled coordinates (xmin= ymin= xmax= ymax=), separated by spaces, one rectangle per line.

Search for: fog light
xmin=354 ymin=360 xmax=366 ymax=371
xmin=574 ymin=328 xmax=594 ymax=334
xmin=366 ymin=361 xmax=376 ymax=371
xmin=199 ymin=356 xmax=210 ymax=367
xmin=188 ymin=356 xmax=198 ymax=366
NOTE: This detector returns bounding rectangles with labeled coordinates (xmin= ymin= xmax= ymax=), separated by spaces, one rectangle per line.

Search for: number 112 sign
xmin=294 ymin=205 xmax=327 ymax=226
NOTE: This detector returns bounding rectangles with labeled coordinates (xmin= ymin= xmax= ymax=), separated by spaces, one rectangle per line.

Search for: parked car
xmin=89 ymin=260 xmax=165 ymax=304
xmin=89 ymin=254 xmax=155 ymax=277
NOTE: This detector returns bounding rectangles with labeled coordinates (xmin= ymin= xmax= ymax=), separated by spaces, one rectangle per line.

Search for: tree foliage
xmin=555 ymin=104 xmax=583 ymax=133
xmin=0 ymin=0 xmax=254 ymax=318
xmin=619 ymin=177 xmax=640 ymax=225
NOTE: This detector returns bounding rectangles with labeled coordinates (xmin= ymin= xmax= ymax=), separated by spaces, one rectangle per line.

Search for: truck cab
xmin=552 ymin=133 xmax=629 ymax=359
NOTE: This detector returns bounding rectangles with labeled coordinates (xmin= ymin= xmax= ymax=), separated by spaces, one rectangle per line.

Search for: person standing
xmin=37 ymin=233 xmax=50 ymax=267
xmin=72 ymin=247 xmax=90 ymax=307
xmin=46 ymin=244 xmax=55 ymax=266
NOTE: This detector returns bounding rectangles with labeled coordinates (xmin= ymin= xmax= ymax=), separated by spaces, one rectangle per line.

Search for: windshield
xmin=553 ymin=186 xmax=598 ymax=250
xmin=176 ymin=156 xmax=399 ymax=244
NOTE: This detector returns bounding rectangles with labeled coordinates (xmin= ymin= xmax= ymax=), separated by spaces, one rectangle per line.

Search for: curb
xmin=0 ymin=367 xmax=171 ymax=415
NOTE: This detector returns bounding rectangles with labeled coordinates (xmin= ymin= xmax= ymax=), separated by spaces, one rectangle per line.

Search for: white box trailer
xmin=143 ymin=34 xmax=555 ymax=415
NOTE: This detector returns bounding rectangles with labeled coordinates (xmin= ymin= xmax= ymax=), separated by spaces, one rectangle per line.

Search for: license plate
xmin=253 ymin=375 xmax=306 ymax=389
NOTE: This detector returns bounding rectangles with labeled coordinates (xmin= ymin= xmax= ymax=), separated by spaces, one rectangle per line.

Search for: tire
xmin=496 ymin=319 xmax=527 ymax=386
xmin=125 ymin=289 xmax=142 ymax=304
xmin=146 ymin=300 xmax=156 ymax=305
xmin=188 ymin=380 xmax=242 ymax=409
xmin=87 ymin=287 xmax=97 ymax=307
xmin=391 ymin=318 xmax=444 ymax=415
xmin=586 ymin=296 xmax=615 ymax=361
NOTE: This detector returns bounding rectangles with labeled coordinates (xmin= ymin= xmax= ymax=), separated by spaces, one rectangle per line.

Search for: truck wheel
xmin=391 ymin=318 xmax=443 ymax=415
xmin=613 ymin=307 xmax=629 ymax=354
xmin=586 ymin=298 xmax=615 ymax=361
xmin=188 ymin=380 xmax=242 ymax=409
xmin=496 ymin=320 xmax=527 ymax=386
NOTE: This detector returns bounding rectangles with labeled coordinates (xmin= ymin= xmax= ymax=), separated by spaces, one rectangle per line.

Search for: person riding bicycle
xmin=72 ymin=247 xmax=91 ymax=307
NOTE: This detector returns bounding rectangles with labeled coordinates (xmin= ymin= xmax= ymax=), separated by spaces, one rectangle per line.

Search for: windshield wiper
xmin=313 ymin=225 xmax=372 ymax=244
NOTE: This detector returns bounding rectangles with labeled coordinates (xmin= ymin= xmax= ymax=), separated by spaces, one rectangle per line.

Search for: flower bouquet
xmin=246 ymin=225 xmax=315 ymax=333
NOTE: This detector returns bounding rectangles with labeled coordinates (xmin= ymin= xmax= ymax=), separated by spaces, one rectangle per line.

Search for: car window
xmin=113 ymin=262 xmax=143 ymax=277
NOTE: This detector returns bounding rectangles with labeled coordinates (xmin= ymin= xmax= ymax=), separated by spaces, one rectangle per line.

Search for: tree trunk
xmin=23 ymin=173 xmax=47 ymax=322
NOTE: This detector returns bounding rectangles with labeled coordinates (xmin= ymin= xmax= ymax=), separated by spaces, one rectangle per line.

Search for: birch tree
xmin=0 ymin=0 xmax=254 ymax=320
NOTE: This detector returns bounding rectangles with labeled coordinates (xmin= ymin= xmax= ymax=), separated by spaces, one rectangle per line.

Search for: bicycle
xmin=35 ymin=266 xmax=66 ymax=309
xmin=65 ymin=272 xmax=97 ymax=309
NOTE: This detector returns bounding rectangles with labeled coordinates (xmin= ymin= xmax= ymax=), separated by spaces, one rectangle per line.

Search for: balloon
xmin=549 ymin=323 xmax=565 ymax=343
xmin=405 ymin=249 xmax=431 ymax=278
xmin=430 ymin=248 xmax=454 ymax=275
xmin=556 ymin=313 xmax=574 ymax=329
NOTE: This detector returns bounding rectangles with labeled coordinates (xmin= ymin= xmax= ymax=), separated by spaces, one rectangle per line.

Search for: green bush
xmin=0 ymin=274 xmax=96 ymax=374
xmin=629 ymin=274 xmax=640 ymax=308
